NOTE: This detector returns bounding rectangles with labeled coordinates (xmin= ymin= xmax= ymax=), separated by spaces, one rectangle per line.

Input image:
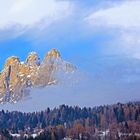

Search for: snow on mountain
xmin=0 ymin=49 xmax=76 ymax=104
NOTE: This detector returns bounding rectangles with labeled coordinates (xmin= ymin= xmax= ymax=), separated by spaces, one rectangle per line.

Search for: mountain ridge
xmin=0 ymin=49 xmax=76 ymax=103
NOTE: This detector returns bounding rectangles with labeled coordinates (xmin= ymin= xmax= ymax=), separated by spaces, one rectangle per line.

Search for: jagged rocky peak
xmin=0 ymin=49 xmax=76 ymax=103
xmin=4 ymin=56 xmax=20 ymax=69
xmin=46 ymin=48 xmax=61 ymax=58
xmin=26 ymin=52 xmax=40 ymax=66
xmin=0 ymin=56 xmax=30 ymax=95
xmin=45 ymin=49 xmax=61 ymax=61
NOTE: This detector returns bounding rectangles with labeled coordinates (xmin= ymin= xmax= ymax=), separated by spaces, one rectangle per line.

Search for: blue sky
xmin=0 ymin=0 xmax=140 ymax=108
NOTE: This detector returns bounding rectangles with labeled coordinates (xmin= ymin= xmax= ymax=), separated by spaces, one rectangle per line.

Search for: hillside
xmin=0 ymin=102 xmax=139 ymax=140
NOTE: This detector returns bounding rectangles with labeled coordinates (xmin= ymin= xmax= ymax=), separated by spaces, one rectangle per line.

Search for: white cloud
xmin=0 ymin=0 xmax=73 ymax=29
xmin=117 ymin=30 xmax=140 ymax=59
xmin=1 ymin=0 xmax=140 ymax=60
xmin=86 ymin=1 xmax=140 ymax=28
xmin=85 ymin=1 xmax=140 ymax=59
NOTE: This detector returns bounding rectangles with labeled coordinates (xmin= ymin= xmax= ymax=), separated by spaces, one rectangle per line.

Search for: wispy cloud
xmin=86 ymin=1 xmax=140 ymax=28
xmin=0 ymin=0 xmax=74 ymax=35
xmin=85 ymin=1 xmax=140 ymax=59
xmin=1 ymin=0 xmax=140 ymax=59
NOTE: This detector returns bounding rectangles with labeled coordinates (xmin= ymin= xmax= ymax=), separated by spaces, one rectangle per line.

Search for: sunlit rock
xmin=0 ymin=49 xmax=76 ymax=103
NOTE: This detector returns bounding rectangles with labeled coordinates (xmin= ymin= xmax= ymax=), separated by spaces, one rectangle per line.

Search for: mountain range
xmin=0 ymin=49 xmax=76 ymax=103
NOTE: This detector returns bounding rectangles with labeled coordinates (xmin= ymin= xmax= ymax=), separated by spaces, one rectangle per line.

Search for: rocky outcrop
xmin=0 ymin=49 xmax=76 ymax=103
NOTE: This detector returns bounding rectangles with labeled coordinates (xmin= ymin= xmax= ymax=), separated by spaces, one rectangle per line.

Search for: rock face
xmin=0 ymin=49 xmax=76 ymax=103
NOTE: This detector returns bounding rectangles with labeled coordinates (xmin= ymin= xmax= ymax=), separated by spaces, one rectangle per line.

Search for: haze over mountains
xmin=0 ymin=49 xmax=140 ymax=112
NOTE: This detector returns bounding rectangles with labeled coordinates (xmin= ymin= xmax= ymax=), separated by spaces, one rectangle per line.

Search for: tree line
xmin=0 ymin=102 xmax=139 ymax=139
